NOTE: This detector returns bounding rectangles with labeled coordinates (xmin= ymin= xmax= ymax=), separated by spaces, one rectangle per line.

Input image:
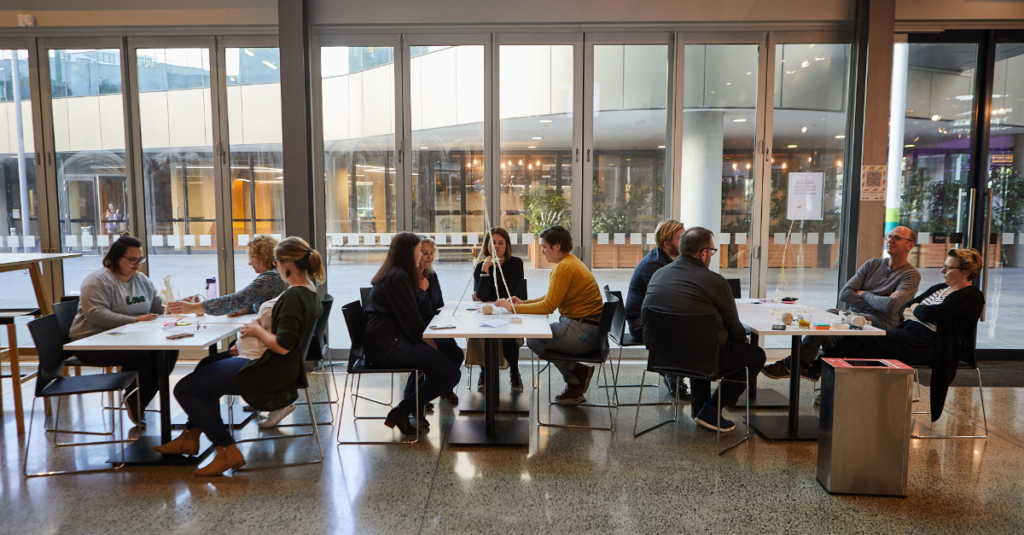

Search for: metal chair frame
xmin=601 ymin=286 xmax=666 ymax=407
xmin=910 ymin=365 xmax=988 ymax=440
xmin=280 ymin=295 xmax=340 ymax=427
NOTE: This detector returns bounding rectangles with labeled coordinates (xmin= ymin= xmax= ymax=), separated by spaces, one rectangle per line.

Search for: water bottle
xmin=206 ymin=277 xmax=217 ymax=300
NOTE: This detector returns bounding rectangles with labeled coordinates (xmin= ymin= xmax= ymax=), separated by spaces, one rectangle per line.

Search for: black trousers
xmin=822 ymin=322 xmax=935 ymax=366
xmin=404 ymin=338 xmax=465 ymax=403
xmin=689 ymin=342 xmax=766 ymax=417
xmin=76 ymin=349 xmax=180 ymax=409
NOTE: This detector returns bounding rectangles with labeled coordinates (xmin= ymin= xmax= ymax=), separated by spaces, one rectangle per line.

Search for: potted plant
xmin=591 ymin=181 xmax=652 ymax=268
xmin=520 ymin=186 xmax=568 ymax=268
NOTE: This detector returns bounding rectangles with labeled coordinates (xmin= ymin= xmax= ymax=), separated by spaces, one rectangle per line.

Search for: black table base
xmin=747 ymin=414 xmax=820 ymax=441
xmin=731 ymin=388 xmax=789 ymax=409
xmin=457 ymin=392 xmax=530 ymax=414
xmin=108 ymin=435 xmax=209 ymax=465
xmin=447 ymin=419 xmax=530 ymax=446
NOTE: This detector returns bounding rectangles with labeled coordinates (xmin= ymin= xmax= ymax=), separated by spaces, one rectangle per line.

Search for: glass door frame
xmin=580 ymin=31 xmax=675 ymax=269
xmin=213 ymin=34 xmax=280 ymax=296
xmin=125 ymin=35 xmax=228 ymax=291
xmin=493 ymin=32 xmax=586 ymax=260
xmin=36 ymin=36 xmax=132 ymax=299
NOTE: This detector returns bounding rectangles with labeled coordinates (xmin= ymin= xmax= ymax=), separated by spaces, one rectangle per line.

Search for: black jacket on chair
xmin=899 ymin=283 xmax=985 ymax=421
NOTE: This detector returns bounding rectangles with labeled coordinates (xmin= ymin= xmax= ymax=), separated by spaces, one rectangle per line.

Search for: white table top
xmin=0 ymin=252 xmax=81 ymax=267
xmin=735 ymin=299 xmax=885 ymax=337
xmin=66 ymin=322 xmax=241 ymax=351
xmin=172 ymin=313 xmax=256 ymax=324
xmin=424 ymin=301 xmax=552 ymax=339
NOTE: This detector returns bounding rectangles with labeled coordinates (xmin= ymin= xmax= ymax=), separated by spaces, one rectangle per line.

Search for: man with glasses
xmin=640 ymin=227 xmax=766 ymax=432
xmin=763 ymin=225 xmax=921 ymax=381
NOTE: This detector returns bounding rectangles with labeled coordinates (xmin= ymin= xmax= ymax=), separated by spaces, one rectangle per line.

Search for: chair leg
xmin=715 ymin=370 xmax=750 ymax=456
xmin=633 ymin=371 xmax=680 ymax=437
xmin=337 ymin=373 xmax=419 ymax=445
xmin=236 ymin=388 xmax=326 ymax=471
xmin=24 ymin=390 xmax=129 ymax=478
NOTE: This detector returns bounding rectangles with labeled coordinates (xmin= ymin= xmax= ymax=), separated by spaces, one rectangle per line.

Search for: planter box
xmin=592 ymin=239 xmax=643 ymax=268
xmin=768 ymin=239 xmax=818 ymax=268
xmin=908 ymin=238 xmax=1001 ymax=269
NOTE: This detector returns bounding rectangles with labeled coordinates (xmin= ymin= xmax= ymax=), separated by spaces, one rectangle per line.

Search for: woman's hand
xmin=239 ymin=320 xmax=264 ymax=338
xmin=229 ymin=345 xmax=239 ymax=356
xmin=166 ymin=301 xmax=202 ymax=315
xmin=135 ymin=314 xmax=158 ymax=322
xmin=471 ymin=292 xmax=478 ymax=301
xmin=482 ymin=257 xmax=493 ymax=274
xmin=227 ymin=309 xmax=248 ymax=318
xmin=510 ymin=296 xmax=523 ymax=305
xmin=494 ymin=299 xmax=514 ymax=312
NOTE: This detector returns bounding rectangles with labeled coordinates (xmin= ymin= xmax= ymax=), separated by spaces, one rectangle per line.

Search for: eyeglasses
xmin=701 ymin=247 xmax=719 ymax=255
xmin=124 ymin=256 xmax=147 ymax=265
xmin=941 ymin=264 xmax=961 ymax=272
xmin=886 ymin=234 xmax=913 ymax=244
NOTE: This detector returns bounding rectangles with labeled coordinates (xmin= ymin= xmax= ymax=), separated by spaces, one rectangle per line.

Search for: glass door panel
xmin=137 ymin=47 xmax=218 ymax=298
xmin=47 ymin=47 xmax=130 ymax=294
xmin=225 ymin=46 xmax=285 ymax=289
xmin=982 ymin=42 xmax=1024 ymax=349
xmin=410 ymin=44 xmax=485 ymax=299
xmin=589 ymin=44 xmax=671 ymax=293
xmin=321 ymin=45 xmax=397 ymax=347
xmin=499 ymin=44 xmax=575 ymax=297
xmin=679 ymin=44 xmax=761 ymax=299
xmin=0 ymin=48 xmax=40 ymax=306
xmin=766 ymin=43 xmax=852 ymax=312
xmin=890 ymin=43 xmax=977 ymax=291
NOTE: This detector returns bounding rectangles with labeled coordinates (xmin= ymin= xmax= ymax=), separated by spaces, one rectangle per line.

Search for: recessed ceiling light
xmin=532 ymin=137 xmax=543 ymax=140
xmin=420 ymin=146 xmax=429 ymax=149
xmin=801 ymin=127 xmax=807 ymax=133
xmin=732 ymin=118 xmax=747 ymax=123
xmin=905 ymin=144 xmax=915 ymax=148
xmin=835 ymin=135 xmax=845 ymax=139
xmin=658 ymin=145 xmax=666 ymax=149
xmin=528 ymin=146 xmax=537 ymax=149
xmin=539 ymin=119 xmax=552 ymax=123
xmin=787 ymin=145 xmax=798 ymax=148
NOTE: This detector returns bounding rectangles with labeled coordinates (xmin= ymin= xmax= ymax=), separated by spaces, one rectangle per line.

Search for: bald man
xmin=764 ymin=225 xmax=922 ymax=380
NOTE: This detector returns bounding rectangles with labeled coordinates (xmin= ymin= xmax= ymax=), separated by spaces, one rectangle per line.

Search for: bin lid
xmin=823 ymin=358 xmax=913 ymax=370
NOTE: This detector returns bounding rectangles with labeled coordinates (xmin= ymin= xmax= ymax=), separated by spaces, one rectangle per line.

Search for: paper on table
xmin=481 ymin=319 xmax=510 ymax=328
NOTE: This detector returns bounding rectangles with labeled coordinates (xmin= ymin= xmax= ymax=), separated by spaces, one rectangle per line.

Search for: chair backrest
xmin=306 ymin=294 xmax=334 ymax=362
xmin=516 ymin=279 xmax=528 ymax=301
xmin=642 ymin=307 xmax=719 ymax=379
xmin=602 ymin=285 xmax=627 ymax=346
xmin=593 ymin=295 xmax=618 ymax=360
xmin=359 ymin=287 xmax=372 ymax=307
xmin=341 ymin=300 xmax=366 ymax=373
xmin=52 ymin=300 xmax=78 ymax=343
xmin=725 ymin=278 xmax=741 ymax=299
xmin=292 ymin=318 xmax=319 ymax=389
xmin=27 ymin=314 xmax=68 ymax=396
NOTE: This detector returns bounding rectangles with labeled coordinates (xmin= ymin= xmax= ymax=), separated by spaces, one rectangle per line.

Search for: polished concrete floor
xmin=1 ymin=360 xmax=1021 ymax=534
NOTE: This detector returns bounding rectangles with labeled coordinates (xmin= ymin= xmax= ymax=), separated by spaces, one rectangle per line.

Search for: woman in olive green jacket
xmin=155 ymin=237 xmax=324 ymax=477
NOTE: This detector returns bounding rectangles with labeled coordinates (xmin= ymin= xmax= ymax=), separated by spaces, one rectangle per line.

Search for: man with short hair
xmin=641 ymin=227 xmax=766 ymax=432
xmin=495 ymin=225 xmax=605 ymax=404
xmin=624 ymin=219 xmax=687 ymax=398
xmin=763 ymin=225 xmax=921 ymax=380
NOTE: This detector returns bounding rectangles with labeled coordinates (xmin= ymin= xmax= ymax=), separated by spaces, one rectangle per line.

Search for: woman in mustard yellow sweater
xmin=495 ymin=225 xmax=603 ymax=404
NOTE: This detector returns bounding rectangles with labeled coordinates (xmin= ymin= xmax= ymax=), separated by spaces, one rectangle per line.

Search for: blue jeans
xmin=374 ymin=339 xmax=461 ymax=414
xmin=527 ymin=316 xmax=601 ymax=385
xmin=174 ymin=357 xmax=248 ymax=447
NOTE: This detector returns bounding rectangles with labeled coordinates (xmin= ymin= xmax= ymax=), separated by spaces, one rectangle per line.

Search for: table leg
xmin=158 ymin=349 xmax=172 ymax=444
xmin=28 ymin=263 xmax=53 ymax=316
xmin=447 ymin=338 xmax=529 ymax=447
xmin=746 ymin=334 xmax=819 ymax=441
xmin=7 ymin=324 xmax=25 ymax=434
xmin=732 ymin=332 xmax=788 ymax=409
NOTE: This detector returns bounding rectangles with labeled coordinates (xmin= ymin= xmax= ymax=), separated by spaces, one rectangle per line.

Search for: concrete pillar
xmin=680 ymin=110 xmax=724 ymax=273
xmin=885 ymin=43 xmax=909 ymax=238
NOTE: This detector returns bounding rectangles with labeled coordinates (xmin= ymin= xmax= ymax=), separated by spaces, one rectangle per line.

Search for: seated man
xmin=641 ymin=227 xmax=766 ymax=432
xmin=623 ymin=219 xmax=686 ymax=398
xmin=495 ymin=225 xmax=604 ymax=404
xmin=763 ymin=225 xmax=921 ymax=380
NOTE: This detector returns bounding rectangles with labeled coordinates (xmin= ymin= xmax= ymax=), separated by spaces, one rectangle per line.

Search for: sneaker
xmin=800 ymin=360 xmax=822 ymax=381
xmin=677 ymin=381 xmax=691 ymax=402
xmin=762 ymin=358 xmax=792 ymax=380
xmin=477 ymin=371 xmax=485 ymax=392
xmin=554 ymin=383 xmax=586 ymax=404
xmin=694 ymin=403 xmax=736 ymax=432
xmin=575 ymin=365 xmax=595 ymax=393
xmin=258 ymin=404 xmax=296 ymax=428
xmin=510 ymin=371 xmax=524 ymax=393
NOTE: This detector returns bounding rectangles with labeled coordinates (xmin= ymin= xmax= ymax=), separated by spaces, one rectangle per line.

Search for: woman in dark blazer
xmin=823 ymin=248 xmax=985 ymax=420
xmin=409 ymin=237 xmax=464 ymax=406
xmin=363 ymin=232 xmax=461 ymax=435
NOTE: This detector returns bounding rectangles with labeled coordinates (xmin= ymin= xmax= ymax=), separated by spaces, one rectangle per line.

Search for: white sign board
xmin=786 ymin=172 xmax=824 ymax=220
xmin=860 ymin=165 xmax=887 ymax=201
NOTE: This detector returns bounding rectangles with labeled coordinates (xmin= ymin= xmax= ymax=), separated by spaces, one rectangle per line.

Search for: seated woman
xmin=167 ymin=234 xmax=288 ymax=317
xmin=155 ymin=237 xmax=324 ymax=477
xmin=364 ymin=232 xmax=461 ymax=435
xmin=470 ymin=227 xmax=525 ymax=393
xmin=70 ymin=235 xmax=172 ymax=427
xmin=822 ymin=248 xmax=984 ymax=419
xmin=408 ymin=238 xmax=464 ymax=406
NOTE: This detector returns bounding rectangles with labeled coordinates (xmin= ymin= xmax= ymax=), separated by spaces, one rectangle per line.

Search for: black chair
xmin=725 ymin=278 xmax=742 ymax=299
xmin=1 ymin=308 xmax=40 ymax=434
xmin=533 ymin=298 xmax=618 ymax=431
xmin=632 ymin=308 xmax=750 ymax=456
xmin=910 ymin=323 xmax=987 ymax=439
xmin=234 ymin=319 xmax=325 ymax=470
xmin=601 ymin=286 xmax=662 ymax=407
xmin=336 ymin=300 xmax=420 ymax=445
xmin=360 ymin=286 xmax=372 ymax=307
xmin=23 ymin=314 xmax=139 ymax=477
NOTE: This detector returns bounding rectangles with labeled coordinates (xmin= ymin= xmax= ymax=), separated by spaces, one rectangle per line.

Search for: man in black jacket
xmin=641 ymin=227 xmax=766 ymax=432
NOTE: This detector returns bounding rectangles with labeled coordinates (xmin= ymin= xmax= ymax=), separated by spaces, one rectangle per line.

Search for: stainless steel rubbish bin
xmin=817 ymin=358 xmax=914 ymax=497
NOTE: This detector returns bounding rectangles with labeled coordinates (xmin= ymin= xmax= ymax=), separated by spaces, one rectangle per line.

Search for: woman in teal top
xmin=155 ymin=237 xmax=324 ymax=477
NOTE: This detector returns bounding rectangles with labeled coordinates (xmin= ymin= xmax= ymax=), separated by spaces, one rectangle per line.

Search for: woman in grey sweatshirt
xmin=70 ymin=235 xmax=175 ymax=427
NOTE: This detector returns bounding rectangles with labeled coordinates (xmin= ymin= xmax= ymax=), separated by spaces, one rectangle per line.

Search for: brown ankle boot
xmin=153 ymin=427 xmax=202 ymax=456
xmin=555 ymin=383 xmax=586 ymax=404
xmin=194 ymin=444 xmax=245 ymax=477
xmin=574 ymin=365 xmax=595 ymax=392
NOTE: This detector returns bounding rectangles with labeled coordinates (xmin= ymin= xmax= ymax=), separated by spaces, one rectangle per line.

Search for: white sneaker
xmin=258 ymin=404 xmax=296 ymax=428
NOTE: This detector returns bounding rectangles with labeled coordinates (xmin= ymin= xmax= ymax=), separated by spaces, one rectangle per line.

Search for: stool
xmin=1 ymin=308 xmax=41 ymax=434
